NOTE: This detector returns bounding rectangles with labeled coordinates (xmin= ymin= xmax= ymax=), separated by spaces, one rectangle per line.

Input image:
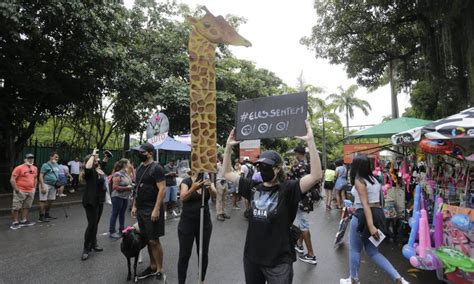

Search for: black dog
xmin=121 ymin=226 xmax=146 ymax=282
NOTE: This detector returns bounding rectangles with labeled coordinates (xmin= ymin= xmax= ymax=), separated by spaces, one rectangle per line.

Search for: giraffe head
xmin=186 ymin=6 xmax=252 ymax=47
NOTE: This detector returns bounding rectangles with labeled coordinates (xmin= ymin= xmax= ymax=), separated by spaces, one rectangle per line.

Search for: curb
xmin=0 ymin=199 xmax=83 ymax=216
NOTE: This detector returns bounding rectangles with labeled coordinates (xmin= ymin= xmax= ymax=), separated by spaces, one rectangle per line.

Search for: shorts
xmin=39 ymin=184 xmax=57 ymax=201
xmin=228 ymin=182 xmax=237 ymax=194
xmin=294 ymin=208 xmax=310 ymax=231
xmin=137 ymin=207 xmax=165 ymax=241
xmin=12 ymin=190 xmax=35 ymax=210
xmin=164 ymin=185 xmax=178 ymax=203
xmin=335 ymin=178 xmax=347 ymax=191
xmin=324 ymin=181 xmax=334 ymax=190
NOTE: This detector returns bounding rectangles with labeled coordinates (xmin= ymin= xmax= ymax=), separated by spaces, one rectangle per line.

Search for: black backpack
xmin=241 ymin=163 xmax=255 ymax=179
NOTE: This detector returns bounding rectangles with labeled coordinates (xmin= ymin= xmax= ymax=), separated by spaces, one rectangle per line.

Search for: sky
xmin=124 ymin=0 xmax=411 ymax=130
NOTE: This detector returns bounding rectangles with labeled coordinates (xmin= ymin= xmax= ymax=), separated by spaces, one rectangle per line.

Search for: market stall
xmin=390 ymin=108 xmax=474 ymax=283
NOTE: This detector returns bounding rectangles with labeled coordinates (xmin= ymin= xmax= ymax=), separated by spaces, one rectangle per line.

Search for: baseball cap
xmin=294 ymin=146 xmax=306 ymax=154
xmin=256 ymin=150 xmax=282 ymax=166
xmin=139 ymin=143 xmax=155 ymax=153
xmin=25 ymin=153 xmax=34 ymax=159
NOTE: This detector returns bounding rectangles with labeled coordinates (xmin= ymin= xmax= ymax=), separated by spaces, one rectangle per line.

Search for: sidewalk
xmin=0 ymin=187 xmax=84 ymax=216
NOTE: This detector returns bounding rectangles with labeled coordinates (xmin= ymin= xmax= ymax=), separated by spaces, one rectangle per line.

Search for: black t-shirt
xmin=135 ymin=162 xmax=165 ymax=209
xmin=180 ymin=177 xmax=211 ymax=221
xmin=164 ymin=164 xmax=177 ymax=186
xmin=238 ymin=177 xmax=301 ymax=267
xmin=82 ymin=165 xmax=107 ymax=207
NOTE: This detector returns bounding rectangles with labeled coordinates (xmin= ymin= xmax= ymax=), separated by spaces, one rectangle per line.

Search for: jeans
xmin=109 ymin=197 xmax=128 ymax=234
xmin=349 ymin=216 xmax=401 ymax=281
xmin=83 ymin=204 xmax=104 ymax=251
xmin=164 ymin=185 xmax=178 ymax=203
xmin=243 ymin=257 xmax=293 ymax=284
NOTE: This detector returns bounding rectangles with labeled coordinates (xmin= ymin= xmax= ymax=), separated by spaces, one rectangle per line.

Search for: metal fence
xmin=15 ymin=141 xmax=191 ymax=174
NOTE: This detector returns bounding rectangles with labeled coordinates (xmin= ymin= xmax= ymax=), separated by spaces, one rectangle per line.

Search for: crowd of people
xmin=8 ymin=120 xmax=410 ymax=284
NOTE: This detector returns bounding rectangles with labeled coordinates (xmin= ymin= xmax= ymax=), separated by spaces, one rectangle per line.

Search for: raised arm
xmin=296 ymin=120 xmax=323 ymax=193
xmin=223 ymin=128 xmax=241 ymax=184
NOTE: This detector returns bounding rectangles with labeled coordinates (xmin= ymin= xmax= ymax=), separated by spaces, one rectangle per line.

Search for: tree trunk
xmin=389 ymin=60 xmax=399 ymax=119
xmin=345 ymin=103 xmax=349 ymax=138
xmin=322 ymin=114 xmax=327 ymax=169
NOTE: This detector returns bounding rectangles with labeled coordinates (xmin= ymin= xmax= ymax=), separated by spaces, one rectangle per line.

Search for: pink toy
xmin=409 ymin=249 xmax=443 ymax=270
xmin=419 ymin=210 xmax=428 ymax=257
xmin=434 ymin=212 xmax=443 ymax=248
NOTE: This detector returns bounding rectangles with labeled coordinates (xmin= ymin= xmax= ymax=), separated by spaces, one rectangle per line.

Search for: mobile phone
xmin=197 ymin=173 xmax=204 ymax=182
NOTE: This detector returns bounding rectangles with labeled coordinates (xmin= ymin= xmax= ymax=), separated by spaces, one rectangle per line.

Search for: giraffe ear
xmin=186 ymin=15 xmax=198 ymax=25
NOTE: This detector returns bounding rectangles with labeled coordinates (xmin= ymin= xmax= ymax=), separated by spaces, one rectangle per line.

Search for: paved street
xmin=0 ymin=197 xmax=441 ymax=284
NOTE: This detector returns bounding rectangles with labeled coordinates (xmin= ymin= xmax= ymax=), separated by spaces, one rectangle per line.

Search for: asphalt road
xmin=0 ymin=197 xmax=442 ymax=284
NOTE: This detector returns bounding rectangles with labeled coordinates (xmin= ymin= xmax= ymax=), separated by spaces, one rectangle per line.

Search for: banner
xmin=146 ymin=112 xmax=169 ymax=146
xmin=343 ymin=143 xmax=380 ymax=164
xmin=235 ymin=92 xmax=308 ymax=140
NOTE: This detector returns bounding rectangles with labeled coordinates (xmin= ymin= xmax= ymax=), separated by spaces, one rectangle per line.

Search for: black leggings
xmin=177 ymin=218 xmax=212 ymax=284
xmin=83 ymin=204 xmax=104 ymax=251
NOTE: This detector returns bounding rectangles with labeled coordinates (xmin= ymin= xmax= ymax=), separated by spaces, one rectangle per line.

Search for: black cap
xmin=294 ymin=146 xmax=306 ymax=154
xmin=256 ymin=150 xmax=282 ymax=166
xmin=25 ymin=153 xmax=34 ymax=159
xmin=139 ymin=143 xmax=155 ymax=153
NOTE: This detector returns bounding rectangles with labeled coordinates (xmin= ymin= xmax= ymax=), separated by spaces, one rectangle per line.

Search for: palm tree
xmin=327 ymin=85 xmax=371 ymax=138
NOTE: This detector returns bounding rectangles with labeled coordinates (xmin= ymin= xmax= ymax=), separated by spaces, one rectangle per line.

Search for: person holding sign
xmin=223 ymin=120 xmax=322 ymax=284
xmin=340 ymin=155 xmax=408 ymax=284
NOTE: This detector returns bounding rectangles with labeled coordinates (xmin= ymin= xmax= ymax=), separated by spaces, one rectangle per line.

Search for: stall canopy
xmin=349 ymin=117 xmax=432 ymax=139
xmin=422 ymin=107 xmax=474 ymax=140
xmin=132 ymin=136 xmax=191 ymax=152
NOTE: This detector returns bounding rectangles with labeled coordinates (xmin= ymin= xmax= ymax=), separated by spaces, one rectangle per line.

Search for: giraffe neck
xmin=188 ymin=29 xmax=216 ymax=90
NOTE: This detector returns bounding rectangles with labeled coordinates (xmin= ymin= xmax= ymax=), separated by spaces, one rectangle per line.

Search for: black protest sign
xmin=235 ymin=92 xmax=308 ymax=140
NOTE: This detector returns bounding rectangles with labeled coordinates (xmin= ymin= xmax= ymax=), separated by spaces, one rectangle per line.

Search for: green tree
xmin=327 ymin=85 xmax=371 ymax=138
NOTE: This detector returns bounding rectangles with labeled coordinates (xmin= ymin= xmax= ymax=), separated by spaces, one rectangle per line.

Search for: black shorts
xmin=137 ymin=207 xmax=165 ymax=241
xmin=324 ymin=181 xmax=334 ymax=190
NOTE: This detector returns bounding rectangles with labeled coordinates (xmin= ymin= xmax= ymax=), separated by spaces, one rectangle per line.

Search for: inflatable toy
xmin=420 ymin=139 xmax=454 ymax=154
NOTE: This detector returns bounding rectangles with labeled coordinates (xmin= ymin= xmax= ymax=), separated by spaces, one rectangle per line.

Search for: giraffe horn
xmin=202 ymin=6 xmax=213 ymax=16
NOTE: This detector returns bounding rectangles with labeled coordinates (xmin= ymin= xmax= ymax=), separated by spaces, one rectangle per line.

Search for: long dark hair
xmin=350 ymin=155 xmax=376 ymax=185
xmin=114 ymin=158 xmax=129 ymax=173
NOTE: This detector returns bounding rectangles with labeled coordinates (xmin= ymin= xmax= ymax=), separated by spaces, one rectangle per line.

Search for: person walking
xmin=131 ymin=143 xmax=167 ymax=282
xmin=289 ymin=145 xmax=318 ymax=265
xmin=81 ymin=149 xmax=109 ymax=261
xmin=164 ymin=159 xmax=179 ymax=218
xmin=177 ymin=171 xmax=216 ymax=284
xmin=9 ymin=153 xmax=38 ymax=229
xmin=340 ymin=155 xmax=408 ymax=284
xmin=109 ymin=158 xmax=133 ymax=239
xmin=68 ymin=157 xmax=82 ymax=193
xmin=324 ymin=163 xmax=336 ymax=210
xmin=223 ymin=120 xmax=322 ymax=284
xmin=38 ymin=152 xmax=60 ymax=222
xmin=334 ymin=159 xmax=348 ymax=209
xmin=58 ymin=160 xmax=72 ymax=197
xmin=215 ymin=153 xmax=230 ymax=221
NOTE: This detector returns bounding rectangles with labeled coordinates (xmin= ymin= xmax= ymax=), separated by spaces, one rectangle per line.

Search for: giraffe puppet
xmin=187 ymin=7 xmax=251 ymax=173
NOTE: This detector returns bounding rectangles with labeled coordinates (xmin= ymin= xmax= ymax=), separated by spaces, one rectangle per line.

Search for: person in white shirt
xmin=68 ymin=157 xmax=82 ymax=193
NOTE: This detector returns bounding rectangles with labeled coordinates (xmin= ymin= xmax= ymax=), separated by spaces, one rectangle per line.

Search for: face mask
xmin=260 ymin=166 xmax=275 ymax=182
xmin=26 ymin=159 xmax=34 ymax=165
xmin=138 ymin=154 xmax=148 ymax=162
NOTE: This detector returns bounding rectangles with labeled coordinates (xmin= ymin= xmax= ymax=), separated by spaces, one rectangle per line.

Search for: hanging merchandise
xmin=420 ymin=139 xmax=454 ymax=155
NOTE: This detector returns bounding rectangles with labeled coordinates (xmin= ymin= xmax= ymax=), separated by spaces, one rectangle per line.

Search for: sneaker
xmin=59 ymin=193 xmax=67 ymax=197
xmin=156 ymin=271 xmax=166 ymax=283
xmin=396 ymin=278 xmax=410 ymax=284
xmin=45 ymin=214 xmax=57 ymax=220
xmin=232 ymin=206 xmax=241 ymax=210
xmin=223 ymin=213 xmax=231 ymax=219
xmin=294 ymin=244 xmax=304 ymax=254
xmin=38 ymin=216 xmax=50 ymax=223
xmin=19 ymin=220 xmax=35 ymax=227
xmin=109 ymin=232 xmax=121 ymax=239
xmin=298 ymin=254 xmax=317 ymax=265
xmin=217 ymin=214 xmax=225 ymax=221
xmin=172 ymin=210 xmax=180 ymax=217
xmin=69 ymin=189 xmax=75 ymax=193
xmin=10 ymin=222 xmax=21 ymax=230
xmin=137 ymin=266 xmax=158 ymax=280
xmin=340 ymin=277 xmax=360 ymax=284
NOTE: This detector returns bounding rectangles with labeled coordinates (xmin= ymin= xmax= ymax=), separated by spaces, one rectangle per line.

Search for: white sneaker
xmin=397 ymin=278 xmax=409 ymax=284
xmin=340 ymin=278 xmax=360 ymax=284
xmin=59 ymin=193 xmax=67 ymax=197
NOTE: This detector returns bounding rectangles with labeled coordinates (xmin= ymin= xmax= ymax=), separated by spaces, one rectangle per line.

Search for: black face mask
xmin=259 ymin=166 xmax=275 ymax=182
xmin=138 ymin=154 xmax=148 ymax=162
